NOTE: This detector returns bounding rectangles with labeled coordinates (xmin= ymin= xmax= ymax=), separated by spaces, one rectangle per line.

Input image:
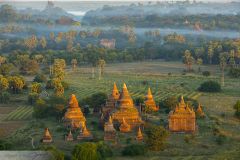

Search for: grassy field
xmin=1 ymin=60 xmax=240 ymax=159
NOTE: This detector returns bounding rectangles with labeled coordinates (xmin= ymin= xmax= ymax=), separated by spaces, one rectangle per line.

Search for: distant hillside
xmin=0 ymin=2 xmax=79 ymax=26
xmin=83 ymin=2 xmax=240 ymax=30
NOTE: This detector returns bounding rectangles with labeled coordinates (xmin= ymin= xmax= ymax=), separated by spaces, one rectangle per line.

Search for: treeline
xmin=83 ymin=13 xmax=240 ymax=31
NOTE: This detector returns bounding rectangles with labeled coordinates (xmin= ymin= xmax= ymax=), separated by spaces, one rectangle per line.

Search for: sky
xmin=1 ymin=0 xmax=240 ymax=2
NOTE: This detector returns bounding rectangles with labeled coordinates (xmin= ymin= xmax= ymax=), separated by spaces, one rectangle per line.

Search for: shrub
xmin=161 ymin=96 xmax=178 ymax=112
xmin=72 ymin=142 xmax=101 ymax=160
xmin=0 ymin=140 xmax=12 ymax=150
xmin=145 ymin=125 xmax=169 ymax=151
xmin=97 ymin=142 xmax=113 ymax=159
xmin=46 ymin=79 xmax=55 ymax=89
xmin=28 ymin=92 xmax=39 ymax=105
xmin=215 ymin=133 xmax=227 ymax=145
xmin=0 ymin=91 xmax=10 ymax=103
xmin=198 ymin=81 xmax=221 ymax=92
xmin=228 ymin=68 xmax=240 ymax=78
xmin=122 ymin=144 xmax=146 ymax=156
xmin=202 ymin=71 xmax=210 ymax=77
xmin=61 ymin=81 xmax=69 ymax=90
xmin=33 ymin=74 xmax=47 ymax=83
xmin=233 ymin=100 xmax=240 ymax=119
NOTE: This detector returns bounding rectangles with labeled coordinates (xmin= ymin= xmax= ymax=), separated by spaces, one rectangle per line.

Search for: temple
xmin=64 ymin=94 xmax=86 ymax=129
xmin=77 ymin=125 xmax=93 ymax=140
xmin=104 ymin=116 xmax=116 ymax=141
xmin=144 ymin=88 xmax=159 ymax=112
xmin=65 ymin=130 xmax=74 ymax=141
xmin=196 ymin=103 xmax=205 ymax=118
xmin=112 ymin=83 xmax=143 ymax=129
xmin=42 ymin=128 xmax=53 ymax=143
xmin=119 ymin=117 xmax=131 ymax=132
xmin=136 ymin=127 xmax=143 ymax=141
xmin=102 ymin=82 xmax=120 ymax=115
xmin=168 ymin=96 xmax=196 ymax=133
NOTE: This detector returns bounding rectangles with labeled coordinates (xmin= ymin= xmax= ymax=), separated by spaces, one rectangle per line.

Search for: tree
xmin=0 ymin=56 xmax=6 ymax=66
xmin=198 ymin=81 xmax=221 ymax=92
xmin=145 ymin=125 xmax=169 ymax=151
xmin=229 ymin=50 xmax=236 ymax=68
xmin=54 ymin=83 xmax=64 ymax=97
xmin=219 ymin=52 xmax=227 ymax=87
xmin=8 ymin=76 xmax=25 ymax=94
xmin=72 ymin=143 xmax=101 ymax=160
xmin=97 ymin=59 xmax=106 ymax=80
xmin=53 ymin=59 xmax=66 ymax=80
xmin=122 ymin=144 xmax=146 ymax=156
xmin=24 ymin=35 xmax=38 ymax=50
xmin=196 ymin=58 xmax=203 ymax=72
xmin=233 ymin=100 xmax=240 ymax=119
xmin=71 ymin=59 xmax=78 ymax=71
xmin=30 ymin=82 xmax=42 ymax=94
xmin=0 ymin=63 xmax=14 ymax=76
xmin=183 ymin=50 xmax=194 ymax=72
xmin=0 ymin=76 xmax=9 ymax=91
xmin=39 ymin=36 xmax=47 ymax=49
xmin=207 ymin=45 xmax=214 ymax=64
xmin=33 ymin=74 xmax=47 ymax=83
xmin=161 ymin=96 xmax=178 ymax=112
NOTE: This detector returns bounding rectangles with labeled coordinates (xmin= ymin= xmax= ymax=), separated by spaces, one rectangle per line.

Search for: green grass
xmin=4 ymin=106 xmax=33 ymax=121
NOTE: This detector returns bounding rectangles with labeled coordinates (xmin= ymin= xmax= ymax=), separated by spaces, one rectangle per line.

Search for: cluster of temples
xmin=42 ymin=82 xmax=204 ymax=143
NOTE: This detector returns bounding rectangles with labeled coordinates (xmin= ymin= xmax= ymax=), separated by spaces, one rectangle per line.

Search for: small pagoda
xmin=135 ymin=127 xmax=143 ymax=141
xmin=196 ymin=103 xmax=205 ymax=118
xmin=65 ymin=130 xmax=74 ymax=141
xmin=77 ymin=125 xmax=93 ymax=140
xmin=144 ymin=88 xmax=159 ymax=112
xmin=104 ymin=116 xmax=116 ymax=141
xmin=168 ymin=96 xmax=196 ymax=133
xmin=64 ymin=94 xmax=86 ymax=129
xmin=119 ymin=117 xmax=131 ymax=133
xmin=102 ymin=82 xmax=120 ymax=115
xmin=112 ymin=83 xmax=143 ymax=129
xmin=42 ymin=128 xmax=53 ymax=143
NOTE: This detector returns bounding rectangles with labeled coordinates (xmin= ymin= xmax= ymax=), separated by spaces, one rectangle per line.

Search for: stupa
xmin=102 ymin=82 xmax=120 ymax=115
xmin=196 ymin=103 xmax=205 ymax=118
xmin=144 ymin=88 xmax=159 ymax=112
xmin=104 ymin=116 xmax=116 ymax=141
xmin=65 ymin=130 xmax=74 ymax=141
xmin=64 ymin=94 xmax=86 ymax=129
xmin=119 ymin=117 xmax=131 ymax=132
xmin=168 ymin=96 xmax=196 ymax=133
xmin=42 ymin=128 xmax=53 ymax=143
xmin=136 ymin=127 xmax=143 ymax=141
xmin=77 ymin=125 xmax=93 ymax=140
xmin=112 ymin=83 xmax=143 ymax=129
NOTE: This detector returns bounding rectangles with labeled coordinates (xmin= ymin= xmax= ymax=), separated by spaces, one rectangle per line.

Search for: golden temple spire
xmin=119 ymin=83 xmax=133 ymax=107
xmin=180 ymin=95 xmax=185 ymax=106
xmin=119 ymin=117 xmax=131 ymax=132
xmin=42 ymin=128 xmax=52 ymax=143
xmin=136 ymin=127 xmax=143 ymax=141
xmin=112 ymin=82 xmax=120 ymax=100
xmin=109 ymin=116 xmax=113 ymax=124
xmin=196 ymin=103 xmax=205 ymax=117
xmin=147 ymin=87 xmax=153 ymax=99
xmin=69 ymin=94 xmax=79 ymax=108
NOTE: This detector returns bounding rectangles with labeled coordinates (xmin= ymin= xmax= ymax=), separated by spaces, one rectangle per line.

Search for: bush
xmin=0 ymin=92 xmax=10 ymax=103
xmin=198 ymin=81 xmax=221 ymax=92
xmin=46 ymin=79 xmax=55 ymax=89
xmin=33 ymin=74 xmax=47 ymax=83
xmin=202 ymin=71 xmax=211 ymax=77
xmin=28 ymin=92 xmax=39 ymax=105
xmin=61 ymin=81 xmax=69 ymax=90
xmin=122 ymin=144 xmax=146 ymax=156
xmin=97 ymin=142 xmax=113 ymax=159
xmin=228 ymin=68 xmax=240 ymax=78
xmin=215 ymin=133 xmax=227 ymax=145
xmin=0 ymin=140 xmax=12 ymax=150
xmin=233 ymin=100 xmax=240 ymax=119
xmin=161 ymin=96 xmax=178 ymax=112
xmin=72 ymin=142 xmax=101 ymax=160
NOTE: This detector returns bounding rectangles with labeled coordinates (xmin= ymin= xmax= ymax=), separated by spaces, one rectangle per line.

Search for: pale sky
xmin=1 ymin=0 xmax=239 ymax=2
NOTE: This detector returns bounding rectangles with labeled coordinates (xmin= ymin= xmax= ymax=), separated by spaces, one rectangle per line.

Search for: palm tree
xmin=219 ymin=52 xmax=227 ymax=87
xmin=97 ymin=59 xmax=106 ymax=80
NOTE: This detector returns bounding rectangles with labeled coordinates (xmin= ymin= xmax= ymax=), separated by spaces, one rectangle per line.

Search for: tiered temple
xmin=77 ymin=125 xmax=93 ymax=140
xmin=112 ymin=83 xmax=143 ymax=129
xmin=65 ymin=130 xmax=74 ymax=141
xmin=119 ymin=117 xmax=131 ymax=132
xmin=196 ymin=103 xmax=205 ymax=118
xmin=102 ymin=83 xmax=120 ymax=115
xmin=136 ymin=127 xmax=143 ymax=141
xmin=144 ymin=88 xmax=159 ymax=112
xmin=168 ymin=96 xmax=196 ymax=133
xmin=104 ymin=116 xmax=116 ymax=141
xmin=64 ymin=94 xmax=86 ymax=129
xmin=42 ymin=128 xmax=53 ymax=143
